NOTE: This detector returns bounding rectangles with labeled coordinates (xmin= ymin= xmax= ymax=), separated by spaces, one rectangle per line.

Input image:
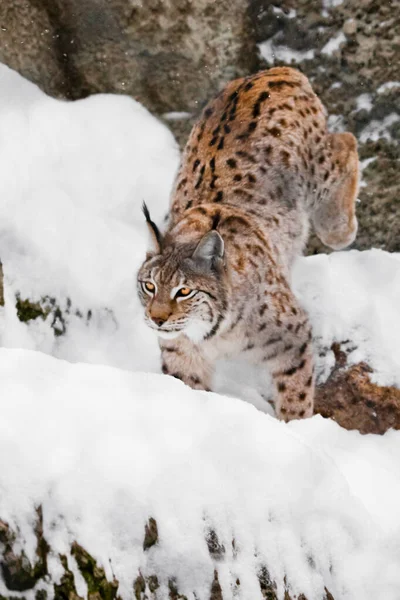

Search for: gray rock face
xmin=0 ymin=0 xmax=258 ymax=113
xmin=0 ymin=0 xmax=398 ymax=252
xmin=0 ymin=0 xmax=68 ymax=97
xmin=252 ymin=0 xmax=400 ymax=252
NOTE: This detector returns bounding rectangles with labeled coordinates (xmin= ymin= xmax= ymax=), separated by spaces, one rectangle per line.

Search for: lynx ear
xmin=142 ymin=202 xmax=163 ymax=254
xmin=192 ymin=230 xmax=224 ymax=268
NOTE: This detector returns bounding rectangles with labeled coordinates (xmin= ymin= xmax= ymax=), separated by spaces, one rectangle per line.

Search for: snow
xmin=322 ymin=0 xmax=343 ymax=8
xmin=0 ymin=64 xmax=400 ymax=599
xmin=2 ymin=349 xmax=400 ymax=600
xmin=271 ymin=6 xmax=297 ymax=19
xmin=321 ymin=32 xmax=347 ymax=56
xmin=258 ymin=38 xmax=315 ymax=65
xmin=377 ymin=81 xmax=400 ymax=94
xmin=327 ymin=114 xmax=345 ymax=133
xmin=293 ymin=251 xmax=400 ymax=388
xmin=359 ymin=157 xmax=377 ymax=188
xmin=355 ymin=93 xmax=373 ymax=113
xmin=359 ymin=113 xmax=400 ymax=143
xmin=162 ymin=111 xmax=192 ymax=121
xmin=0 ymin=63 xmax=180 ymax=371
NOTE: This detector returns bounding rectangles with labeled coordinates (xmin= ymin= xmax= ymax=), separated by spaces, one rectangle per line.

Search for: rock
xmin=0 ymin=510 xmax=336 ymax=600
xmin=253 ymin=0 xmax=400 ymax=254
xmin=143 ymin=518 xmax=158 ymax=551
xmin=0 ymin=507 xmax=49 ymax=592
xmin=205 ymin=529 xmax=225 ymax=561
xmin=343 ymin=19 xmax=357 ymax=36
xmin=0 ymin=0 xmax=398 ymax=247
xmin=315 ymin=343 xmax=400 ymax=434
xmin=12 ymin=295 xmax=95 ymax=338
xmin=209 ymin=571 xmax=223 ymax=600
xmin=54 ymin=554 xmax=84 ymax=600
xmin=0 ymin=0 xmax=82 ymax=100
xmin=71 ymin=542 xmax=119 ymax=600
xmin=0 ymin=0 xmax=258 ymax=146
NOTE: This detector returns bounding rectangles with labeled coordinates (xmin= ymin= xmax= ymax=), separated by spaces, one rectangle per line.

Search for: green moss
xmin=71 ymin=543 xmax=119 ymax=600
xmin=15 ymin=298 xmax=49 ymax=323
xmin=54 ymin=555 xmax=83 ymax=600
xmin=13 ymin=294 xmax=109 ymax=337
xmin=14 ymin=294 xmax=74 ymax=337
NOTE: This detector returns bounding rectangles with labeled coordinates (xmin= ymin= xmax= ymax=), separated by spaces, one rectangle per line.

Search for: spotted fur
xmin=137 ymin=66 xmax=359 ymax=421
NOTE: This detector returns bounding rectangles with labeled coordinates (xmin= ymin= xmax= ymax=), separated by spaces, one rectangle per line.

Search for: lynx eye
xmin=175 ymin=287 xmax=192 ymax=299
xmin=142 ymin=281 xmax=155 ymax=294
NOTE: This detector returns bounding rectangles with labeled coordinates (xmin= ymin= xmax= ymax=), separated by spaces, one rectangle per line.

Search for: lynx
xmin=137 ymin=67 xmax=358 ymax=421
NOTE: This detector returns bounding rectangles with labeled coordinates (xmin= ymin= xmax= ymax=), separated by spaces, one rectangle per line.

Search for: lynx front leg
xmin=159 ymin=336 xmax=213 ymax=391
xmin=263 ymin=314 xmax=315 ymax=422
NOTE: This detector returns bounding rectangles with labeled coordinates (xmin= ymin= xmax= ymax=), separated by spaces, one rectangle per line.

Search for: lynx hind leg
xmin=313 ymin=132 xmax=359 ymax=250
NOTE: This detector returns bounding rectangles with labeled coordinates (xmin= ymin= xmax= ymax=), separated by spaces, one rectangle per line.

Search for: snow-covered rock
xmin=1 ymin=348 xmax=400 ymax=600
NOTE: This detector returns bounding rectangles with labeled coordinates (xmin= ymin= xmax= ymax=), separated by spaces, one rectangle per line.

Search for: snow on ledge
xmin=1 ymin=347 xmax=400 ymax=600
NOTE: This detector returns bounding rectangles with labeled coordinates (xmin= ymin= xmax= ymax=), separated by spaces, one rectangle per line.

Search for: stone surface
xmin=315 ymin=343 xmax=400 ymax=434
xmin=0 ymin=0 xmax=258 ymax=123
xmin=252 ymin=0 xmax=400 ymax=253
xmin=0 ymin=0 xmax=398 ymax=251
xmin=0 ymin=508 xmax=48 ymax=593
xmin=0 ymin=0 xmax=79 ymax=99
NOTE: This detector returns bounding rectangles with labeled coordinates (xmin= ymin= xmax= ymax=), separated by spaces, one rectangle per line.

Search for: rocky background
xmin=0 ymin=2 xmax=399 ymax=598
xmin=0 ymin=0 xmax=399 ymax=253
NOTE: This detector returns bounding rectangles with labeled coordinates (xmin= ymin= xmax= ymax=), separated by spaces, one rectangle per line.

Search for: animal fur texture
xmin=137 ymin=67 xmax=359 ymax=421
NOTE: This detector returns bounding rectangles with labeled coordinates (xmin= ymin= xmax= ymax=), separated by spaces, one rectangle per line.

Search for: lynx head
xmin=137 ymin=203 xmax=228 ymax=343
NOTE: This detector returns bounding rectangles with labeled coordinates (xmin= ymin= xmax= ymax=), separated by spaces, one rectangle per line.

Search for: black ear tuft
xmin=211 ymin=211 xmax=221 ymax=231
xmin=142 ymin=201 xmax=151 ymax=223
xmin=142 ymin=201 xmax=163 ymax=254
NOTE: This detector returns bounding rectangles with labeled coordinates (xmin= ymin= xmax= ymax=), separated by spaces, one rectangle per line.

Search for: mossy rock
xmin=0 ymin=512 xmax=336 ymax=599
xmin=71 ymin=543 xmax=119 ymax=600
xmin=13 ymin=294 xmax=94 ymax=337
xmin=54 ymin=555 xmax=84 ymax=600
xmin=0 ymin=508 xmax=49 ymax=592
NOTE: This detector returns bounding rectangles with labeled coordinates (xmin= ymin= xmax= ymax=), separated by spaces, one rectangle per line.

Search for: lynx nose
xmin=151 ymin=316 xmax=167 ymax=327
